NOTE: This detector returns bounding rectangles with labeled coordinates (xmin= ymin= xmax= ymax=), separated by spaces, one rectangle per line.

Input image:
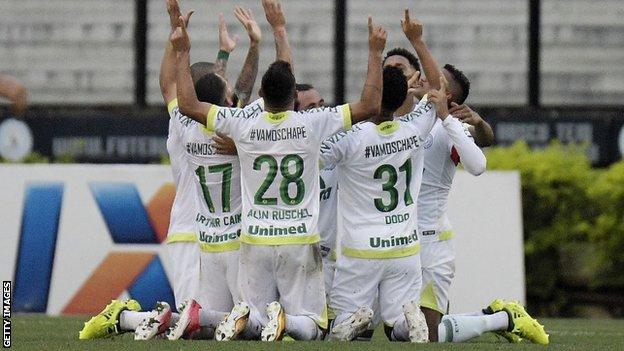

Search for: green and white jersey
xmin=418 ymin=117 xmax=486 ymax=243
xmin=171 ymin=98 xmax=265 ymax=252
xmin=166 ymin=99 xmax=200 ymax=244
xmin=206 ymin=104 xmax=352 ymax=246
xmin=318 ymin=166 xmax=339 ymax=259
xmin=321 ymin=100 xmax=438 ymax=259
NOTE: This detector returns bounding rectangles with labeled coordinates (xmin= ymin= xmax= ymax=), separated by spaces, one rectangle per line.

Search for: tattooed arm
xmin=233 ymin=6 xmax=261 ymax=106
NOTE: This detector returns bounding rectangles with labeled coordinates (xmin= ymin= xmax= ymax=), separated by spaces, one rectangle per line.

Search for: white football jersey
xmin=172 ymin=99 xmax=265 ymax=251
xmin=418 ymin=117 xmax=486 ymax=243
xmin=166 ymin=99 xmax=199 ymax=243
xmin=206 ymin=104 xmax=352 ymax=245
xmin=318 ymin=166 xmax=339 ymax=257
xmin=321 ymin=101 xmax=438 ymax=259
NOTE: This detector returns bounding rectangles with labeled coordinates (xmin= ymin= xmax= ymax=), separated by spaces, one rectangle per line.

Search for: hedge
xmin=487 ymin=141 xmax=624 ymax=316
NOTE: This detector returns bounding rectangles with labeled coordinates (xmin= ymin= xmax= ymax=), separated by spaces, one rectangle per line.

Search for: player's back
xmin=333 ymin=120 xmax=426 ymax=259
xmin=183 ymin=99 xmax=265 ymax=248
xmin=208 ymin=104 xmax=352 ymax=246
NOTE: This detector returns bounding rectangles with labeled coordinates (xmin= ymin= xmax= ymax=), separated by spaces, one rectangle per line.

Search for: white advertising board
xmin=0 ymin=165 xmax=523 ymax=315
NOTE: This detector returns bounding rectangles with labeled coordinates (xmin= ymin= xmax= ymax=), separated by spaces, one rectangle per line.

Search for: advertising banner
xmin=0 ymin=165 xmax=524 ymax=315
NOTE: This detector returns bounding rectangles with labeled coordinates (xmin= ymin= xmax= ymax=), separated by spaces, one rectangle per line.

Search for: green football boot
xmin=503 ymin=301 xmax=549 ymax=345
xmin=78 ymin=299 xmax=141 ymax=340
xmin=483 ymin=299 xmax=523 ymax=343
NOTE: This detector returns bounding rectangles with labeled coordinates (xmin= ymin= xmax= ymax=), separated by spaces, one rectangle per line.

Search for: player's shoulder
xmin=295 ymin=104 xmax=348 ymax=117
xmin=398 ymin=99 xmax=434 ymax=122
xmin=325 ymin=121 xmax=367 ymax=144
xmin=169 ymin=103 xmax=199 ymax=130
xmin=214 ymin=104 xmax=261 ymax=121
xmin=242 ymin=98 xmax=265 ymax=115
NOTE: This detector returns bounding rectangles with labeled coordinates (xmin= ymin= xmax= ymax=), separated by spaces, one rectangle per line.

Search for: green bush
xmin=487 ymin=141 xmax=624 ymax=316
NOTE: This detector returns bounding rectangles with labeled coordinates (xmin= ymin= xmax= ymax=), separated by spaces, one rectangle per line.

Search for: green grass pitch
xmin=9 ymin=315 xmax=624 ymax=350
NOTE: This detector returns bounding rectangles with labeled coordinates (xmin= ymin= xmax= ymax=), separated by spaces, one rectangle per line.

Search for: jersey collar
xmin=376 ymin=120 xmax=399 ymax=135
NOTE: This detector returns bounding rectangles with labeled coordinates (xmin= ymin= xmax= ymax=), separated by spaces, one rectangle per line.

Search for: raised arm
xmin=402 ymin=9 xmax=441 ymax=90
xmin=171 ymin=16 xmax=212 ymax=124
xmin=214 ymin=13 xmax=238 ymax=78
xmin=160 ymin=0 xmax=192 ymax=104
xmin=233 ymin=6 xmax=261 ymax=106
xmin=262 ymin=0 xmax=293 ymax=72
xmin=449 ymin=103 xmax=495 ymax=147
xmin=349 ymin=17 xmax=386 ymax=124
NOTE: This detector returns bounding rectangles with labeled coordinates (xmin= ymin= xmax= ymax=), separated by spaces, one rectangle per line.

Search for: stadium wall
xmin=0 ymin=165 xmax=523 ymax=315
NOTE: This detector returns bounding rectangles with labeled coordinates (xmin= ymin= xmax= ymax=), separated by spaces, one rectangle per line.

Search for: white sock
xmin=199 ymin=310 xmax=227 ymax=330
xmin=454 ymin=310 xmax=485 ymax=317
xmin=119 ymin=311 xmax=151 ymax=331
xmin=437 ymin=312 xmax=509 ymax=343
xmin=171 ymin=312 xmax=180 ymax=325
xmin=390 ymin=315 xmax=409 ymax=341
xmin=285 ymin=314 xmax=320 ymax=340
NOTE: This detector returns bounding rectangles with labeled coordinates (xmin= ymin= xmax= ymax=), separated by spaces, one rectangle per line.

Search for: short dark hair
xmin=190 ymin=62 xmax=216 ymax=84
xmin=444 ymin=63 xmax=470 ymax=104
xmin=194 ymin=73 xmax=226 ymax=105
xmin=384 ymin=48 xmax=420 ymax=70
xmin=295 ymin=83 xmax=314 ymax=92
xmin=261 ymin=60 xmax=296 ymax=108
xmin=382 ymin=66 xmax=407 ymax=112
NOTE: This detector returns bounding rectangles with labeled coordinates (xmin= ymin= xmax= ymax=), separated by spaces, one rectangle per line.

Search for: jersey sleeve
xmin=320 ymin=129 xmax=351 ymax=169
xmin=399 ymin=96 xmax=438 ymax=138
xmin=205 ymin=104 xmax=254 ymax=139
xmin=320 ymin=131 xmax=349 ymax=169
xmin=167 ymin=98 xmax=184 ymax=136
xmin=443 ymin=117 xmax=486 ymax=175
xmin=300 ymin=104 xmax=352 ymax=141
xmin=243 ymin=98 xmax=265 ymax=115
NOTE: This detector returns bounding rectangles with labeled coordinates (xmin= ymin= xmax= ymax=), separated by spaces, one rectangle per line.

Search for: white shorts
xmin=198 ymin=250 xmax=240 ymax=313
xmin=321 ymin=255 xmax=336 ymax=301
xmin=420 ymin=239 xmax=455 ymax=314
xmin=238 ymin=243 xmax=327 ymax=329
xmin=166 ymin=241 xmax=200 ymax=309
xmin=322 ymin=255 xmax=336 ymax=320
xmin=330 ymin=254 xmax=422 ymax=327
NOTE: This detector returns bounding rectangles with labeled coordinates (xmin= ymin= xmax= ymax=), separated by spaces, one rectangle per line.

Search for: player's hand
xmin=170 ymin=16 xmax=191 ymax=52
xmin=219 ymin=13 xmax=238 ymax=53
xmin=428 ymin=75 xmax=449 ymax=119
xmin=449 ymin=103 xmax=484 ymax=126
xmin=401 ymin=8 xmax=423 ymax=43
xmin=368 ymin=16 xmax=387 ymax=54
xmin=166 ymin=0 xmax=193 ymax=31
xmin=214 ymin=132 xmax=238 ymax=155
xmin=262 ymin=0 xmax=286 ymax=30
xmin=406 ymin=70 xmax=421 ymax=96
xmin=235 ymin=6 xmax=262 ymax=44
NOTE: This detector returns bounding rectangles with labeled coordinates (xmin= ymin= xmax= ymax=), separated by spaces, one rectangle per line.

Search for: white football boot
xmin=134 ymin=301 xmax=172 ymax=340
xmin=214 ymin=301 xmax=250 ymax=341
xmin=329 ymin=306 xmax=374 ymax=341
xmin=403 ymin=300 xmax=429 ymax=342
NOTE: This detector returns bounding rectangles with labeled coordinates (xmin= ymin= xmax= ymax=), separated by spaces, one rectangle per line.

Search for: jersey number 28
xmin=253 ymin=154 xmax=305 ymax=206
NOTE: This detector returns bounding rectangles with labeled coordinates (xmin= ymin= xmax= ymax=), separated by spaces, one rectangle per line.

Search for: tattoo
xmin=214 ymin=56 xmax=228 ymax=78
xmin=234 ymin=44 xmax=259 ymax=107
